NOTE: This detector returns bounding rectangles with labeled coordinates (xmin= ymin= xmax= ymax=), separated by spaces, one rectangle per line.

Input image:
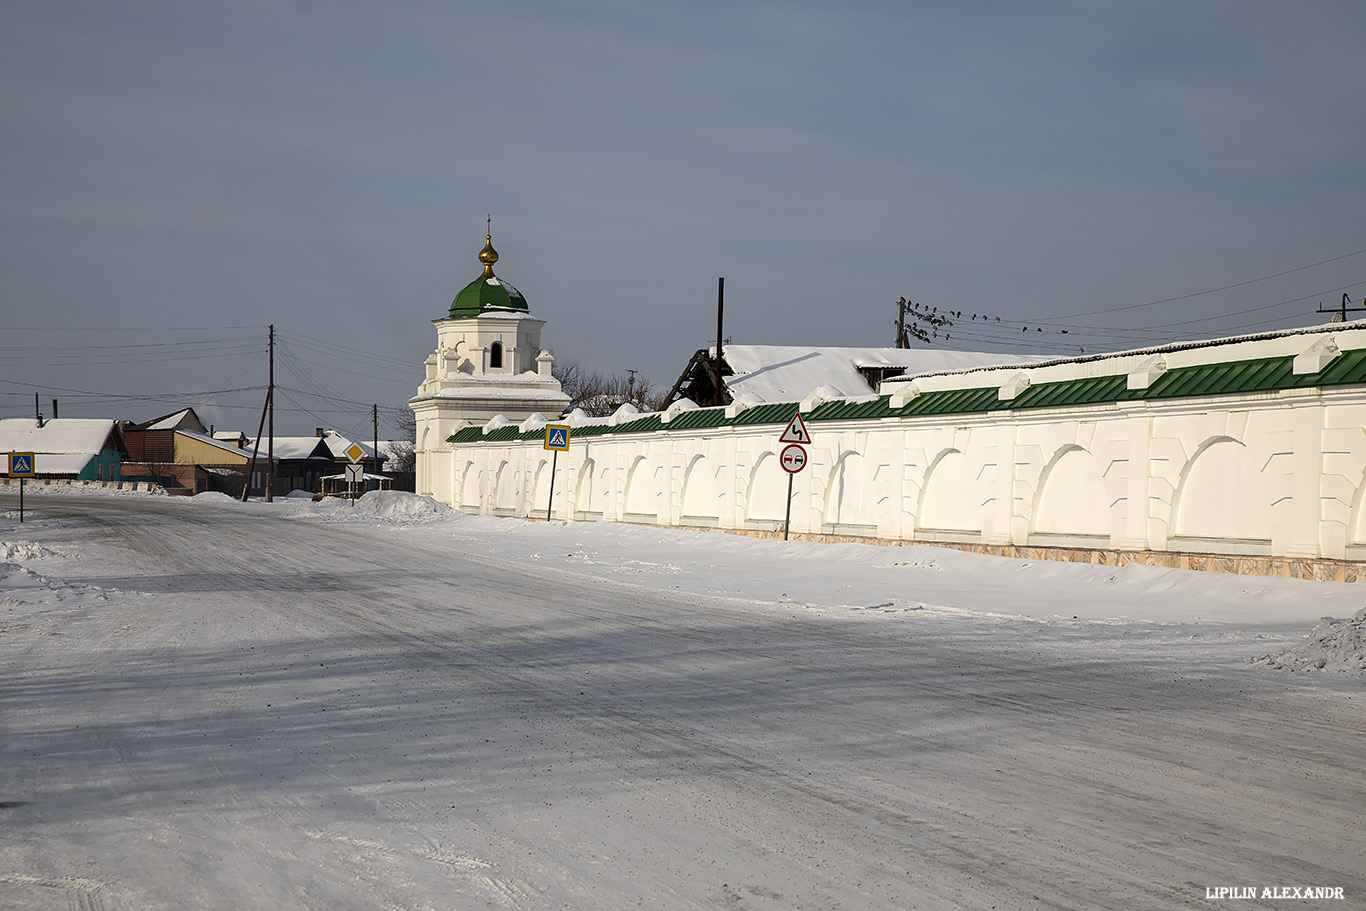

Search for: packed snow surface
xmin=1 ymin=487 xmax=1363 ymax=910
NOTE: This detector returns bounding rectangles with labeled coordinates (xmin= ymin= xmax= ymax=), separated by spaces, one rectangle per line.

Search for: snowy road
xmin=1 ymin=491 xmax=1362 ymax=910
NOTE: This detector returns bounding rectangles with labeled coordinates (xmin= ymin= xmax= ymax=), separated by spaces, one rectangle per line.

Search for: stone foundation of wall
xmin=592 ymin=519 xmax=1366 ymax=584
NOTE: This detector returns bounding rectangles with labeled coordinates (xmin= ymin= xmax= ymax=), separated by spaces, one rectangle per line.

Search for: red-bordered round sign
xmin=780 ymin=444 xmax=808 ymax=474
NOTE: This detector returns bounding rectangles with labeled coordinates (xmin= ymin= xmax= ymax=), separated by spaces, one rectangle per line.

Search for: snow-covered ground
xmin=1 ymin=487 xmax=1362 ymax=910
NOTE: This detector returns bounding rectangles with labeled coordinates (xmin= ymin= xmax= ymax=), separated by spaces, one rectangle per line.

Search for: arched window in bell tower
xmin=489 ymin=340 xmax=504 ymax=369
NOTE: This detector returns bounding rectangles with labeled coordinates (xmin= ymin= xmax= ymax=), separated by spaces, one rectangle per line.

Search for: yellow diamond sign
xmin=345 ymin=443 xmax=365 ymax=463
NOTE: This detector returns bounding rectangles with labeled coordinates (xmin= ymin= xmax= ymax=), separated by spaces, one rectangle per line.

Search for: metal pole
xmin=373 ymin=403 xmax=379 ymax=492
xmin=715 ymin=277 xmax=725 ymax=407
xmin=18 ymin=477 xmax=24 ymax=524
xmin=242 ymin=387 xmax=269 ymax=502
xmin=266 ymin=324 xmax=275 ymax=502
xmin=783 ymin=472 xmax=793 ymax=540
xmin=546 ymin=450 xmax=558 ymax=521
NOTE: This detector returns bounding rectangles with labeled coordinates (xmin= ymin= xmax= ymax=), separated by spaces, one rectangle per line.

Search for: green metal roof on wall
xmin=446 ymin=347 xmax=1366 ymax=444
xmin=1322 ymin=347 xmax=1366 ymax=382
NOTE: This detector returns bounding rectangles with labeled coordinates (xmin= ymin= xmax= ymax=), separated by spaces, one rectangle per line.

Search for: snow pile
xmin=0 ymin=562 xmax=106 ymax=611
xmin=1253 ymin=608 xmax=1366 ymax=675
xmin=293 ymin=490 xmax=458 ymax=525
xmin=1 ymin=540 xmax=59 ymax=561
xmin=189 ymin=491 xmax=240 ymax=503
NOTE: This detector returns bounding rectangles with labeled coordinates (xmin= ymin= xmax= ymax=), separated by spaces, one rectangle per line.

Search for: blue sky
xmin=3 ymin=1 xmax=1364 ymax=437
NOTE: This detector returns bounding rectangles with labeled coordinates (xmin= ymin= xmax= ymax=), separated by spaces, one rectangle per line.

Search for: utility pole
xmin=242 ymin=327 xmax=273 ymax=502
xmin=895 ymin=298 xmax=910 ymax=348
xmin=715 ymin=277 xmax=725 ymax=407
xmin=373 ymin=403 xmax=379 ymax=487
xmin=266 ymin=324 xmax=275 ymax=502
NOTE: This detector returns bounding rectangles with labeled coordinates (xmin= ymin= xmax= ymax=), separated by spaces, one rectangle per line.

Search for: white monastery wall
xmin=420 ymin=386 xmax=1366 ymax=564
xmin=416 ymin=325 xmax=1366 ymax=575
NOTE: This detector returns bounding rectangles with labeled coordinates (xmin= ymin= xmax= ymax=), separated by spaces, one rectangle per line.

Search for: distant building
xmin=122 ymin=407 xmax=251 ymax=495
xmin=0 ymin=418 xmax=127 ymax=481
xmin=250 ymin=428 xmax=387 ymax=496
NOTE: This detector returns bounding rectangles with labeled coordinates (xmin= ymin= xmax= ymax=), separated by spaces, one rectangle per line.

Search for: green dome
xmin=449 ymin=275 xmax=529 ymax=318
xmin=445 ymin=232 xmax=530 ymax=319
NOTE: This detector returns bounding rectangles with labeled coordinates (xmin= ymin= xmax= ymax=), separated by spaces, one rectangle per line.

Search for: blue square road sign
xmin=544 ymin=425 xmax=571 ymax=451
xmin=8 ymin=452 xmax=35 ymax=477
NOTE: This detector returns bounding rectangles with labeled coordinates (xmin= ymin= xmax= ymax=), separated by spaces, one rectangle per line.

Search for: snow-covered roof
xmin=137 ymin=408 xmax=206 ymax=433
xmin=250 ymin=436 xmax=332 ymax=460
xmin=715 ymin=345 xmax=1048 ymax=401
xmin=249 ymin=432 xmax=385 ymax=462
xmin=0 ymin=418 xmax=119 ymax=456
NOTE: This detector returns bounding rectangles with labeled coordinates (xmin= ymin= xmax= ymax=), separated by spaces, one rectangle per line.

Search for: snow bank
xmin=1 ymin=540 xmax=59 ymax=561
xmin=15 ymin=481 xmax=163 ymax=496
xmin=1252 ymin=608 xmax=1366 ymax=675
xmin=290 ymin=490 xmax=459 ymax=525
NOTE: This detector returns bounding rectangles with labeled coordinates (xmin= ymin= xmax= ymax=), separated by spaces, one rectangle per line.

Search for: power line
xmin=1022 ymin=245 xmax=1366 ymax=322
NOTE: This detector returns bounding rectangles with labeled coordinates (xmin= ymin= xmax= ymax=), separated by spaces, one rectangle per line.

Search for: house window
xmin=490 ymin=341 xmax=504 ymax=369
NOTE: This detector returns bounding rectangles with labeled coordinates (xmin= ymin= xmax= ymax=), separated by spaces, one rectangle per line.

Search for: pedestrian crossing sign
xmin=8 ymin=452 xmax=35 ymax=477
xmin=544 ymin=425 xmax=571 ymax=451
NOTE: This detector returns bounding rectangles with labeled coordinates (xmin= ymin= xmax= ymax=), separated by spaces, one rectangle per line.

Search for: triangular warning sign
xmin=549 ymin=429 xmax=566 ymax=447
xmin=778 ymin=411 xmax=810 ymax=444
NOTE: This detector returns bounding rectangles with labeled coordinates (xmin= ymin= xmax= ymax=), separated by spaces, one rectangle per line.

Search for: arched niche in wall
xmin=531 ymin=458 xmax=552 ymax=516
xmin=1031 ymin=444 xmax=1112 ymax=539
xmin=825 ymin=451 xmax=878 ymax=533
xmin=623 ymin=455 xmax=660 ymax=522
xmin=459 ymin=460 xmax=480 ymax=511
xmin=917 ymin=448 xmax=979 ymax=533
xmin=1348 ymin=464 xmax=1366 ymax=548
xmin=493 ymin=460 xmax=518 ymax=514
xmin=745 ymin=452 xmax=788 ymax=523
xmin=574 ymin=457 xmax=609 ymax=520
xmin=417 ymin=425 xmax=431 ymax=493
xmin=681 ymin=453 xmax=722 ymax=524
xmin=1171 ymin=436 xmax=1270 ymax=542
xmin=489 ymin=340 xmax=504 ymax=370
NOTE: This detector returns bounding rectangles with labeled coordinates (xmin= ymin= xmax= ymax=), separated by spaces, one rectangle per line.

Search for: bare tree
xmin=553 ymin=359 xmax=662 ymax=417
xmin=387 ymin=406 xmax=416 ymax=474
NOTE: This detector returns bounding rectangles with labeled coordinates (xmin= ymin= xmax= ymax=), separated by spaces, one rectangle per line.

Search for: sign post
xmin=777 ymin=412 xmax=811 ymax=541
xmin=779 ymin=444 xmax=808 ymax=539
xmin=345 ymin=462 xmax=364 ymax=503
xmin=9 ymin=452 xmax=35 ymax=523
xmin=345 ymin=443 xmax=365 ymax=504
xmin=543 ymin=424 xmax=571 ymax=520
